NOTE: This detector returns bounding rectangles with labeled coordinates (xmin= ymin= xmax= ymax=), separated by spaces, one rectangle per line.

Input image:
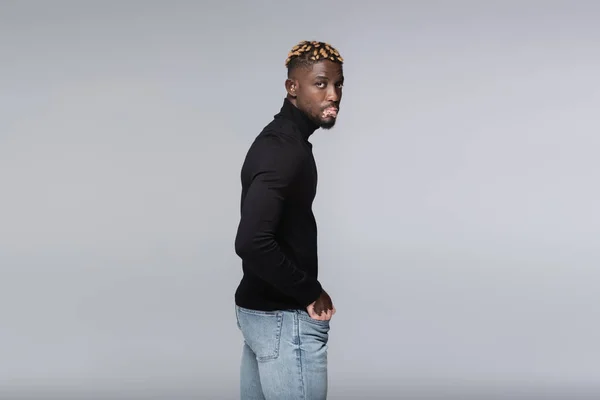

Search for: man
xmin=233 ymin=40 xmax=345 ymax=399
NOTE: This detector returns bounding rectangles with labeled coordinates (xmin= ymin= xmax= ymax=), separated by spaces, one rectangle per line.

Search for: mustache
xmin=322 ymin=103 xmax=339 ymax=110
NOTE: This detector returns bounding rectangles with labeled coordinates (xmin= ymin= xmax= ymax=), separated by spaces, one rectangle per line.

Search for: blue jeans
xmin=235 ymin=305 xmax=330 ymax=399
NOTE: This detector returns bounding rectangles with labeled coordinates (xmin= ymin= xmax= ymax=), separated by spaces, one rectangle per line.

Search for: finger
xmin=314 ymin=310 xmax=327 ymax=320
xmin=308 ymin=307 xmax=323 ymax=320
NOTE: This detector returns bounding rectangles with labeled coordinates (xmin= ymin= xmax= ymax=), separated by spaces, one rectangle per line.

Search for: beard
xmin=319 ymin=118 xmax=336 ymax=129
xmin=297 ymin=100 xmax=339 ymax=130
xmin=305 ymin=111 xmax=337 ymax=130
xmin=313 ymin=107 xmax=339 ymax=130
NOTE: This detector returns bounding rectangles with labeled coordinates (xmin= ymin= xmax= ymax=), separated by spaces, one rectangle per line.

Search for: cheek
xmin=299 ymin=93 xmax=318 ymax=111
xmin=304 ymin=90 xmax=325 ymax=109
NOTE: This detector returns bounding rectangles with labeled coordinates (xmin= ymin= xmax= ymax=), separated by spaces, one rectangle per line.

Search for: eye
xmin=336 ymin=82 xmax=344 ymax=88
xmin=315 ymin=82 xmax=326 ymax=88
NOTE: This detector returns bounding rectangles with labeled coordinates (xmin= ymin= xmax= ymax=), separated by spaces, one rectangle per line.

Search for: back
xmin=234 ymin=104 xmax=322 ymax=311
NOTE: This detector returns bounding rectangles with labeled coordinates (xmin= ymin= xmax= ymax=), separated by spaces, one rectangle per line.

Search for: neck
xmin=276 ymin=97 xmax=319 ymax=141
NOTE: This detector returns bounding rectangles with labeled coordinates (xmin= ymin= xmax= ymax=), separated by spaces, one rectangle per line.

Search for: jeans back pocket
xmin=236 ymin=307 xmax=283 ymax=361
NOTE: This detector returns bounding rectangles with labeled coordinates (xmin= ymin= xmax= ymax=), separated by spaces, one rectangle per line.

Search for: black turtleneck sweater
xmin=234 ymin=98 xmax=323 ymax=311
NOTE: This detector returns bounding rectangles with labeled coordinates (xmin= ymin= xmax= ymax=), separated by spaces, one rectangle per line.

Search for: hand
xmin=307 ymin=289 xmax=336 ymax=321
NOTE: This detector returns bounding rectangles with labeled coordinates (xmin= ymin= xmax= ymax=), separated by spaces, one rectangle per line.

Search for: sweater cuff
xmin=296 ymin=278 xmax=323 ymax=308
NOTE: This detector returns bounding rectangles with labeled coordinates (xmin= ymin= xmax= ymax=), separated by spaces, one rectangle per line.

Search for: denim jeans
xmin=235 ymin=305 xmax=330 ymax=399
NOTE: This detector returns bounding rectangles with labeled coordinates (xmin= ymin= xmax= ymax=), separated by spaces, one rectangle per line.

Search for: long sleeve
xmin=234 ymin=138 xmax=322 ymax=307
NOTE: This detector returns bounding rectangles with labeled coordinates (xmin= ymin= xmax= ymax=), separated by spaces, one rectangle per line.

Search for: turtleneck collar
xmin=274 ymin=97 xmax=319 ymax=141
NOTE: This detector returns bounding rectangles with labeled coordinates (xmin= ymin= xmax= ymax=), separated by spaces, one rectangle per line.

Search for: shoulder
xmin=245 ymin=129 xmax=308 ymax=179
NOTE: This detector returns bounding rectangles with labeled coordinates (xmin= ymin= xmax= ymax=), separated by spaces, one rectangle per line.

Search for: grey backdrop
xmin=1 ymin=1 xmax=599 ymax=399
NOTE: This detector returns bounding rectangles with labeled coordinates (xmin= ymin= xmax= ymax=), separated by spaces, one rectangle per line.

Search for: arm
xmin=234 ymin=139 xmax=322 ymax=307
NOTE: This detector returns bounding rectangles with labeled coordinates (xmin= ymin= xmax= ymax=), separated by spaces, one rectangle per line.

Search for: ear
xmin=285 ymin=78 xmax=297 ymax=98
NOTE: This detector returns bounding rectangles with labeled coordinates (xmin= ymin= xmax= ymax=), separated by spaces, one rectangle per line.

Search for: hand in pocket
xmin=307 ymin=289 xmax=335 ymax=321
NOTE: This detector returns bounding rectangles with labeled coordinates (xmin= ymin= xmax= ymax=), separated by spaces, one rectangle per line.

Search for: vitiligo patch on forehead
xmin=285 ymin=40 xmax=344 ymax=67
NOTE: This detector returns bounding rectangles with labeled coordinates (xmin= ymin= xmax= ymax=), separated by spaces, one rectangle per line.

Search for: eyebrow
xmin=314 ymin=74 xmax=344 ymax=82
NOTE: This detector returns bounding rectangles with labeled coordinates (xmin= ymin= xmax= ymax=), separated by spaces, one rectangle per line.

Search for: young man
xmin=233 ymin=40 xmax=345 ymax=399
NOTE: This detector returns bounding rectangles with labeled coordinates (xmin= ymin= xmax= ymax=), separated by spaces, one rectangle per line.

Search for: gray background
xmin=1 ymin=1 xmax=599 ymax=399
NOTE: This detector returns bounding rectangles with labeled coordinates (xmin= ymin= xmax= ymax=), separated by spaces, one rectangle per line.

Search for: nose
xmin=326 ymin=86 xmax=340 ymax=103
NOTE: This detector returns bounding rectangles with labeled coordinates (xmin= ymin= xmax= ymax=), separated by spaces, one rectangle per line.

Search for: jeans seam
xmin=294 ymin=311 xmax=306 ymax=399
xmin=237 ymin=306 xmax=281 ymax=316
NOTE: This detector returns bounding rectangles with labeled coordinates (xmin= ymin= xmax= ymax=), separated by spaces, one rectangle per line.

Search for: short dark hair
xmin=285 ymin=40 xmax=344 ymax=75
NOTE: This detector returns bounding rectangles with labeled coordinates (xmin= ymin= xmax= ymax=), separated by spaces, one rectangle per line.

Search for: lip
xmin=322 ymin=107 xmax=339 ymax=119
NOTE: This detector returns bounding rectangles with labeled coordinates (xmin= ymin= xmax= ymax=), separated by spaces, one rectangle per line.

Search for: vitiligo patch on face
xmin=285 ymin=40 xmax=344 ymax=67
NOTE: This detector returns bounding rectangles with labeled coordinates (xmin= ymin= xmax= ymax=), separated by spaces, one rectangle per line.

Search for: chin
xmin=319 ymin=118 xmax=337 ymax=130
